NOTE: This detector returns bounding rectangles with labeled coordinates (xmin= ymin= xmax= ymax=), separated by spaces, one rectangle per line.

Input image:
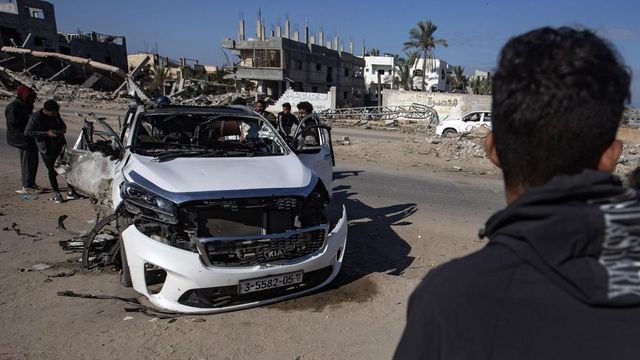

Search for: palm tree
xmin=396 ymin=61 xmax=413 ymax=90
xmin=148 ymin=63 xmax=171 ymax=94
xmin=469 ymin=74 xmax=492 ymax=95
xmin=452 ymin=65 xmax=466 ymax=91
xmin=403 ymin=20 xmax=448 ymax=91
xmin=405 ymin=50 xmax=419 ymax=69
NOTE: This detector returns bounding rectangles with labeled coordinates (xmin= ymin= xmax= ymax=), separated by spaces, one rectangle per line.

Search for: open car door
xmin=293 ymin=115 xmax=335 ymax=197
xmin=56 ymin=114 xmax=124 ymax=204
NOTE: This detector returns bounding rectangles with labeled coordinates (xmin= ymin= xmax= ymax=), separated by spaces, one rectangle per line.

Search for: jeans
xmin=41 ymin=147 xmax=73 ymax=194
xmin=18 ymin=148 xmax=38 ymax=188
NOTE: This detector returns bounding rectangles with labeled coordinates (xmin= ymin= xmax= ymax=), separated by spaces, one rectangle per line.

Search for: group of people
xmin=5 ymin=85 xmax=78 ymax=203
xmin=252 ymin=99 xmax=315 ymax=138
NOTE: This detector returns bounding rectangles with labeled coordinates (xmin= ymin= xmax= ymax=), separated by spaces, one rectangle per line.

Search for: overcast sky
xmin=52 ymin=0 xmax=640 ymax=105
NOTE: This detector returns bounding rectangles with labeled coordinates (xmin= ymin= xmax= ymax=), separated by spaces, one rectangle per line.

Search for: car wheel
xmin=117 ymin=216 xmax=134 ymax=288
xmin=442 ymin=128 xmax=457 ymax=137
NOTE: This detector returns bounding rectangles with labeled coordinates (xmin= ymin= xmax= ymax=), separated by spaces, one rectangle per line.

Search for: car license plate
xmin=239 ymin=271 xmax=303 ymax=294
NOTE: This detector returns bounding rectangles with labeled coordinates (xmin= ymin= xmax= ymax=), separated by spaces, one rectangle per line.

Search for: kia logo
xmin=264 ymin=247 xmax=286 ymax=259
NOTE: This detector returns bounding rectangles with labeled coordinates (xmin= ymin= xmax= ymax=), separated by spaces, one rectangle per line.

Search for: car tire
xmin=117 ymin=216 xmax=134 ymax=288
xmin=442 ymin=128 xmax=457 ymax=137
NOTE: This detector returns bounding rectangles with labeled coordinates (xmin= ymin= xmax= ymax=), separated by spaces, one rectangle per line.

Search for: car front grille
xmin=203 ymin=228 xmax=326 ymax=266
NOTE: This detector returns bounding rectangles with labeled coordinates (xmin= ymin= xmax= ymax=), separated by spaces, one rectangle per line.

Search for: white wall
xmin=382 ymin=89 xmax=491 ymax=122
xmin=268 ymin=86 xmax=336 ymax=113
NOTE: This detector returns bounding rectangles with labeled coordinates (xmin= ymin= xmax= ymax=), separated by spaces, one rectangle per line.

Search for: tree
xmin=452 ymin=65 xmax=467 ymax=91
xmin=145 ymin=63 xmax=171 ymax=95
xmin=403 ymin=20 xmax=448 ymax=91
xmin=396 ymin=60 xmax=413 ymax=91
xmin=368 ymin=48 xmax=380 ymax=56
xmin=469 ymin=74 xmax=492 ymax=95
xmin=405 ymin=50 xmax=419 ymax=69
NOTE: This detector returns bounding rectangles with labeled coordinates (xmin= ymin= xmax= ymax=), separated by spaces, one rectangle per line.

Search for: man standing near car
xmin=254 ymin=99 xmax=277 ymax=127
xmin=25 ymin=100 xmax=79 ymax=203
xmin=5 ymin=85 xmax=39 ymax=194
xmin=395 ymin=27 xmax=639 ymax=359
xmin=277 ymin=102 xmax=299 ymax=137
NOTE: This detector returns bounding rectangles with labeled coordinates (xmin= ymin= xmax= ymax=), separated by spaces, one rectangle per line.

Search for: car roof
xmin=141 ymin=105 xmax=256 ymax=116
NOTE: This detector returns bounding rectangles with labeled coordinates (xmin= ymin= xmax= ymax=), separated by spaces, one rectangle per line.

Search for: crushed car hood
xmin=123 ymin=153 xmax=316 ymax=203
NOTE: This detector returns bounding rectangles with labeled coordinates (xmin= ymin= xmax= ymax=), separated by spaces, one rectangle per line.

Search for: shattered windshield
xmin=132 ymin=113 xmax=286 ymax=160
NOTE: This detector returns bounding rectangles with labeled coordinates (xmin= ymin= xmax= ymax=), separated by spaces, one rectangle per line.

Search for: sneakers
xmin=66 ymin=190 xmax=80 ymax=200
xmin=52 ymin=192 xmax=64 ymax=204
xmin=16 ymin=187 xmax=41 ymax=195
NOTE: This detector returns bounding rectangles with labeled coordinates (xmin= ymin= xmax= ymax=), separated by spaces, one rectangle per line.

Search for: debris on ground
xmin=32 ymin=263 xmax=52 ymax=271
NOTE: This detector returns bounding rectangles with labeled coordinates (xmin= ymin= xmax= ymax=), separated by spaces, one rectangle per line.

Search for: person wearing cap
xmin=24 ymin=100 xmax=79 ymax=203
xmin=5 ymin=85 xmax=39 ymax=194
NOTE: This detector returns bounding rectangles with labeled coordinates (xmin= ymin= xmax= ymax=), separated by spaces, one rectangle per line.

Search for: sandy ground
xmin=0 ymin=100 xmax=636 ymax=359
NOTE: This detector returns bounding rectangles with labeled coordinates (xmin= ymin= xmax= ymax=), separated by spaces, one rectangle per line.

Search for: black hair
xmin=491 ymin=26 xmax=631 ymax=188
xmin=296 ymin=101 xmax=313 ymax=113
xmin=43 ymin=99 xmax=60 ymax=111
xmin=231 ymin=97 xmax=247 ymax=105
xmin=282 ymin=102 xmax=291 ymax=110
xmin=256 ymin=99 xmax=266 ymax=106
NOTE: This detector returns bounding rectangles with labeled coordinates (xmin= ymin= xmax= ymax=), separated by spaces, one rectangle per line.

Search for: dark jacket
xmin=5 ymin=98 xmax=35 ymax=150
xmin=24 ymin=110 xmax=67 ymax=154
xmin=395 ymin=170 xmax=640 ymax=360
xmin=277 ymin=112 xmax=299 ymax=135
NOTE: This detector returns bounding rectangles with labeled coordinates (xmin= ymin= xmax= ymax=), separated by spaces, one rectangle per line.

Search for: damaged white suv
xmin=58 ymin=103 xmax=348 ymax=314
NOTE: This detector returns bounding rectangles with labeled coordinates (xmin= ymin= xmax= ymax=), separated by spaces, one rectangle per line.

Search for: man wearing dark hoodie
xmin=24 ymin=100 xmax=78 ymax=203
xmin=394 ymin=27 xmax=636 ymax=359
xmin=5 ymin=85 xmax=39 ymax=194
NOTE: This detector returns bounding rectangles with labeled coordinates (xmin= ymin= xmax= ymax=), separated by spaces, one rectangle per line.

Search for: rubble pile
xmin=172 ymin=92 xmax=250 ymax=106
xmin=616 ymin=143 xmax=640 ymax=181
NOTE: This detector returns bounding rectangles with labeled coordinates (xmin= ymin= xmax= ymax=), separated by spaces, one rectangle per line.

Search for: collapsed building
xmin=0 ymin=0 xmax=128 ymax=71
xmin=222 ymin=14 xmax=366 ymax=107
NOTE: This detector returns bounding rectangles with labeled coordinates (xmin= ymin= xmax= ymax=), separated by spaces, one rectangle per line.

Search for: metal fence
xmin=319 ymin=103 xmax=439 ymax=126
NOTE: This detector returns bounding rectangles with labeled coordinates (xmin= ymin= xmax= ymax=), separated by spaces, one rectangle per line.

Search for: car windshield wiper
xmin=153 ymin=148 xmax=225 ymax=162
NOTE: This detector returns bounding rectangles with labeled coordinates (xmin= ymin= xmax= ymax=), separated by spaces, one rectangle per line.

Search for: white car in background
xmin=435 ymin=111 xmax=492 ymax=137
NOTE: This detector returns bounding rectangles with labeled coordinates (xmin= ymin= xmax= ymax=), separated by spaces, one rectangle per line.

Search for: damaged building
xmin=222 ymin=14 xmax=365 ymax=107
xmin=0 ymin=0 xmax=128 ymax=70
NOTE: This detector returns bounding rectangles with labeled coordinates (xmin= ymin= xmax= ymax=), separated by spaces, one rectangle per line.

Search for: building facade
xmin=0 ymin=0 xmax=128 ymax=70
xmin=222 ymin=16 xmax=366 ymax=107
xmin=411 ymin=58 xmax=451 ymax=92
xmin=0 ymin=0 xmax=57 ymax=51
xmin=363 ymin=55 xmax=395 ymax=104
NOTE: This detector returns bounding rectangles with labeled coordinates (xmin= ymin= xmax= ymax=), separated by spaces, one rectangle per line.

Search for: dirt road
xmin=0 ymin=106 xmax=504 ymax=359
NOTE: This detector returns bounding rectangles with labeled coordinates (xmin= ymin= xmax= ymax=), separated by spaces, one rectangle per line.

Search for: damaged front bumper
xmin=122 ymin=206 xmax=348 ymax=314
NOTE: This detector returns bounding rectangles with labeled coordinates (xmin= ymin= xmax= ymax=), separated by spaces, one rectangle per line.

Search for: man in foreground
xmin=394 ymin=27 xmax=637 ymax=359
xmin=5 ymin=85 xmax=39 ymax=194
xmin=25 ymin=100 xmax=79 ymax=203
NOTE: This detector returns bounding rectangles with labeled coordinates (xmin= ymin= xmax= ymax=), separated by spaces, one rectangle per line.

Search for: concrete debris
xmin=0 ymin=46 xmax=125 ymax=91
xmin=32 ymin=263 xmax=52 ymax=271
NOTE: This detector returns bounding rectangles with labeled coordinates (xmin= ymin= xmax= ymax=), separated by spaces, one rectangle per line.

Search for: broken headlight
xmin=297 ymin=184 xmax=329 ymax=228
xmin=121 ymin=182 xmax=178 ymax=224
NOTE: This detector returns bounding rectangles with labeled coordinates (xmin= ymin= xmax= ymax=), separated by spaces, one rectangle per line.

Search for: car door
xmin=58 ymin=115 xmax=123 ymax=203
xmin=482 ymin=112 xmax=493 ymax=129
xmin=463 ymin=112 xmax=481 ymax=132
xmin=294 ymin=117 xmax=335 ymax=198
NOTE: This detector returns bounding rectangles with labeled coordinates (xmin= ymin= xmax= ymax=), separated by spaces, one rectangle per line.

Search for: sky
xmin=52 ymin=0 xmax=640 ymax=105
